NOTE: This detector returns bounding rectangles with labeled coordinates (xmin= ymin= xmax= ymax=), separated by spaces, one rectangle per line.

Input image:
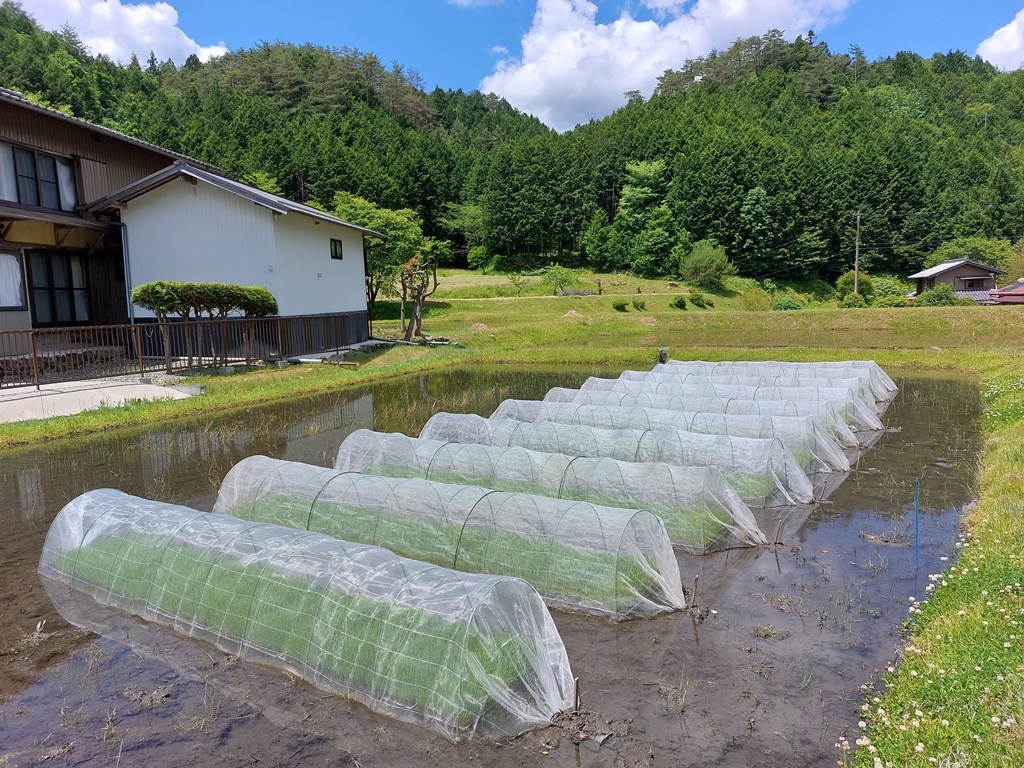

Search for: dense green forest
xmin=4 ymin=2 xmax=1024 ymax=284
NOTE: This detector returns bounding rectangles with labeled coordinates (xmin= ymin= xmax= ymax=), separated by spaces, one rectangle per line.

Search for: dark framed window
xmin=27 ymin=251 xmax=90 ymax=326
xmin=0 ymin=141 xmax=77 ymax=213
xmin=330 ymin=238 xmax=344 ymax=260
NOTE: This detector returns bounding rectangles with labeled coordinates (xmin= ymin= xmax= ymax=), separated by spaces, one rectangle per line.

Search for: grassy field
xmin=3 ymin=270 xmax=1024 ymax=764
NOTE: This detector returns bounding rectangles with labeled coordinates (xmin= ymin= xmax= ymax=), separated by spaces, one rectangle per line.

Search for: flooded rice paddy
xmin=0 ymin=367 xmax=981 ymax=767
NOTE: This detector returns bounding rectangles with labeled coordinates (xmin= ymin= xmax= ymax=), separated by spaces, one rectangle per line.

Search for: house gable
xmin=120 ymin=176 xmax=369 ymax=318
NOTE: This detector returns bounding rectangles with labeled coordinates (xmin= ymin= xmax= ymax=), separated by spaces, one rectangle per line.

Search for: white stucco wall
xmin=121 ymin=177 xmax=367 ymax=318
xmin=272 ymin=207 xmax=367 ymax=316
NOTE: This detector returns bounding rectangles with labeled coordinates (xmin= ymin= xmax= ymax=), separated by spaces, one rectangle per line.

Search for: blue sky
xmin=22 ymin=0 xmax=1024 ymax=131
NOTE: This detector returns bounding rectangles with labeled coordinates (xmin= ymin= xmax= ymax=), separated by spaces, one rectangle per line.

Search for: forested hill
xmin=4 ymin=1 xmax=1024 ymax=283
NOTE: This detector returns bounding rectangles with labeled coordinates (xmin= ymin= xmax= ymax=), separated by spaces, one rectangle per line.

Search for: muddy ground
xmin=0 ymin=370 xmax=981 ymax=767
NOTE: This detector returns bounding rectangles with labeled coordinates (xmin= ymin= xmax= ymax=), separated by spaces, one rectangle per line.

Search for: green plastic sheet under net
xmin=421 ymin=412 xmax=813 ymax=507
xmin=39 ymin=489 xmax=574 ymax=741
xmin=214 ymin=455 xmax=685 ymax=620
xmin=659 ymin=359 xmax=898 ymax=404
xmin=490 ymin=399 xmax=849 ymax=475
xmin=542 ymin=387 xmax=865 ymax=447
xmin=579 ymin=376 xmax=882 ymax=434
xmin=335 ymin=429 xmax=766 ymax=552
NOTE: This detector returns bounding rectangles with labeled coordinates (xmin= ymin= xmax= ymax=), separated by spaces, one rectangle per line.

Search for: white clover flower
xmin=915 ymin=743 xmax=924 ymax=753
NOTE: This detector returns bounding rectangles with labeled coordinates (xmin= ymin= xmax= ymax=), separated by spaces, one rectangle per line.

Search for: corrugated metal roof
xmin=908 ymin=258 xmax=1007 ymax=279
xmin=0 ymin=87 xmax=221 ymax=174
xmin=89 ymin=161 xmax=386 ymax=239
xmin=954 ymin=290 xmax=997 ymax=304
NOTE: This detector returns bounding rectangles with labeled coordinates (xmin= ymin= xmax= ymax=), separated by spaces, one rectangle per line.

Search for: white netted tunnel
xmin=617 ymin=369 xmax=884 ymax=415
xmin=543 ymin=387 xmax=865 ymax=445
xmin=490 ymin=400 xmax=849 ymax=474
xmin=39 ymin=489 xmax=574 ymax=741
xmin=660 ymin=359 xmax=898 ymax=403
xmin=335 ymin=429 xmax=766 ymax=552
xmin=579 ymin=376 xmax=882 ymax=431
xmin=213 ymin=455 xmax=685 ymax=620
xmin=422 ymin=412 xmax=813 ymax=507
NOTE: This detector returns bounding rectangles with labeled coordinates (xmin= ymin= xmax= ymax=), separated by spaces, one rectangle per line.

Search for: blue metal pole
xmin=914 ymin=476 xmax=920 ymax=571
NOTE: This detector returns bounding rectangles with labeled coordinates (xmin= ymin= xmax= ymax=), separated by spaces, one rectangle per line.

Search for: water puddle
xmin=0 ymin=368 xmax=981 ymax=767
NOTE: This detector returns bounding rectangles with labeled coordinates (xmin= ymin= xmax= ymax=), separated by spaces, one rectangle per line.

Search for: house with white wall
xmin=1 ymin=88 xmax=382 ymax=348
xmin=90 ymin=162 xmax=377 ymax=323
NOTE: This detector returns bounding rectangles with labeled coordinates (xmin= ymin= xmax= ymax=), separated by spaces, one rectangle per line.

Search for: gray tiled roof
xmin=89 ymin=161 xmax=385 ymax=239
xmin=908 ymin=258 xmax=1007 ymax=279
xmin=0 ymin=87 xmax=220 ymax=174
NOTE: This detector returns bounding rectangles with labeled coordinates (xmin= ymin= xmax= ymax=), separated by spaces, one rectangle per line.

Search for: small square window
xmin=330 ymin=238 xmax=344 ymax=260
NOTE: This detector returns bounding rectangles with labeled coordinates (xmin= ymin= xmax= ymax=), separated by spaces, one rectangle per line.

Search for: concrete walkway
xmin=0 ymin=379 xmax=200 ymax=424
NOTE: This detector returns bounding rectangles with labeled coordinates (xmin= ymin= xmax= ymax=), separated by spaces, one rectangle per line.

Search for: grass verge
xmin=3 ymin=290 xmax=1024 ymax=763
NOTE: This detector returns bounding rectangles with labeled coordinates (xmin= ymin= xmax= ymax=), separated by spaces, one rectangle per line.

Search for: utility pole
xmin=854 ymin=211 xmax=861 ymax=294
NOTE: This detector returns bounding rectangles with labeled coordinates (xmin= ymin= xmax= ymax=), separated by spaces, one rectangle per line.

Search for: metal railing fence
xmin=0 ymin=311 xmax=368 ymax=389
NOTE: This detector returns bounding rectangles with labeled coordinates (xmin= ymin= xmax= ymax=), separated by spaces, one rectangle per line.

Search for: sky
xmin=20 ymin=0 xmax=1024 ymax=131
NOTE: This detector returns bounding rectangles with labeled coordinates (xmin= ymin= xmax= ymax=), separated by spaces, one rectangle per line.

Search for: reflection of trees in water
xmin=4 ymin=366 xmax=611 ymax=529
xmin=2 ymin=394 xmax=375 ymax=526
xmin=817 ymin=374 xmax=982 ymax=530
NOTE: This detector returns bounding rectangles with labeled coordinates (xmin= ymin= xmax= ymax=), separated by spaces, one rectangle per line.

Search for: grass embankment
xmin=55 ymin=532 xmax=541 ymax=736
xmin=849 ymin=363 xmax=1024 ymax=767
xmin=3 ymin=271 xmax=1024 ymax=762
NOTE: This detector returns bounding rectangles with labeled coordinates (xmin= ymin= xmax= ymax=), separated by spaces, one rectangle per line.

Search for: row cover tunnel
xmin=334 ymin=429 xmax=766 ymax=552
xmin=420 ymin=412 xmax=814 ymax=507
xmin=39 ymin=489 xmax=575 ymax=740
xmin=214 ymin=455 xmax=687 ymax=620
xmin=39 ymin=358 xmax=897 ymax=742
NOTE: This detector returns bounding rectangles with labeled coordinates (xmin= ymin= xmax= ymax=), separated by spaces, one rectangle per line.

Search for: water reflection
xmin=0 ymin=367 xmax=984 ymax=768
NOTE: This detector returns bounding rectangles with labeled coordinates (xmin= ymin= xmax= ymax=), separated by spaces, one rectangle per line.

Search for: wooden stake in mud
xmin=773 ymin=518 xmax=784 ymax=545
xmin=690 ymin=574 xmax=699 ymax=607
xmin=573 ymin=677 xmax=581 ymax=712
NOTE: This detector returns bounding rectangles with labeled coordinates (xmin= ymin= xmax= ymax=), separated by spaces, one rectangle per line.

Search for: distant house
xmin=906 ymin=259 xmax=1007 ymax=305
xmin=989 ymin=279 xmax=1024 ymax=305
xmin=1 ymin=87 xmax=381 ymax=344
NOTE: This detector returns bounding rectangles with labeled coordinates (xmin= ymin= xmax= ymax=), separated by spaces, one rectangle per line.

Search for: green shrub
xmin=632 ymin=298 xmax=646 ymax=311
xmin=839 ymin=292 xmax=868 ymax=308
xmin=612 ymin=300 xmax=629 ymax=312
xmin=771 ymin=297 xmax=803 ymax=311
xmin=737 ymin=286 xmax=772 ymax=311
xmin=689 ymin=294 xmax=706 ymax=308
xmin=872 ymin=275 xmax=913 ymax=299
xmin=874 ymin=295 xmax=910 ymax=308
xmin=467 ymin=245 xmax=490 ymax=273
xmin=670 ymin=296 xmax=687 ymax=310
xmin=915 ymin=283 xmax=976 ymax=306
xmin=679 ymin=240 xmax=736 ymax=291
xmin=835 ymin=270 xmax=875 ymax=304
xmin=914 ymin=283 xmax=954 ymax=306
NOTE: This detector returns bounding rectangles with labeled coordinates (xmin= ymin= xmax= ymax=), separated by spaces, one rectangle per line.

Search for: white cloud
xmin=480 ymin=0 xmax=852 ymax=131
xmin=23 ymin=0 xmax=227 ymax=65
xmin=977 ymin=8 xmax=1024 ymax=71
